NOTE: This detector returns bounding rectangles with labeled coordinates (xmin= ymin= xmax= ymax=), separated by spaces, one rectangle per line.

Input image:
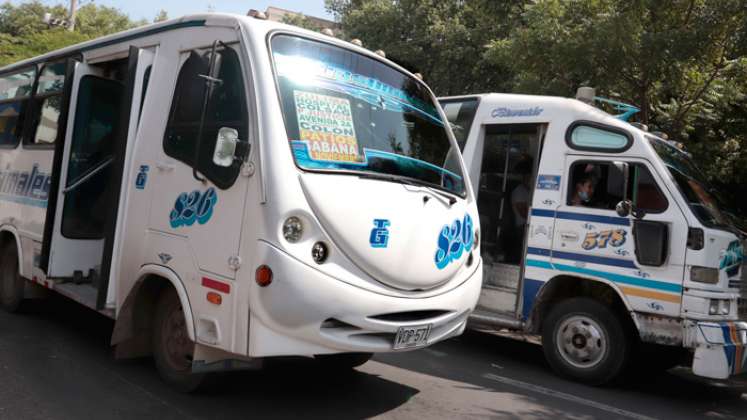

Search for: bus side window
xmin=567 ymin=162 xmax=668 ymax=213
xmin=567 ymin=162 xmax=624 ymax=210
xmin=27 ymin=61 xmax=66 ymax=147
xmin=0 ymin=67 xmax=36 ymax=148
xmin=163 ymin=45 xmax=248 ymax=190
xmin=627 ymin=164 xmax=668 ymax=213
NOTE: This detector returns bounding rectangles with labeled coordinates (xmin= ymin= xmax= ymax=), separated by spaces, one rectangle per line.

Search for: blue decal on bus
xmin=370 ymin=219 xmax=391 ymax=248
xmin=0 ymin=164 xmax=51 ymax=208
xmin=169 ymin=188 xmax=218 ymax=228
xmin=536 ymin=175 xmax=560 ymax=190
xmin=135 ymin=165 xmax=149 ymax=190
xmin=435 ymin=214 xmax=474 ymax=269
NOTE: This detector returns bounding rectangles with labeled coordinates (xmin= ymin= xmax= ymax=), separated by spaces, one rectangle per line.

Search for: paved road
xmin=1 ymin=295 xmax=746 ymax=420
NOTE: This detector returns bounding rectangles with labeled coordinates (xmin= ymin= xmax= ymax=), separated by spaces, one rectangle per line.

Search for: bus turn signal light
xmin=256 ymin=265 xmax=273 ymax=287
xmin=207 ymin=292 xmax=222 ymax=305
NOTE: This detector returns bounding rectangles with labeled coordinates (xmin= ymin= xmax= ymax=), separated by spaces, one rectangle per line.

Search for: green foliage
xmin=0 ymin=1 xmax=145 ymax=67
xmin=331 ymin=0 xmax=747 ymax=214
xmin=282 ymin=13 xmax=327 ymax=32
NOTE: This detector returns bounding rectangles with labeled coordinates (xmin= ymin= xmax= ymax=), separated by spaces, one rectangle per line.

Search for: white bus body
xmin=0 ymin=14 xmax=481 ymax=390
xmin=440 ymin=93 xmax=746 ymax=385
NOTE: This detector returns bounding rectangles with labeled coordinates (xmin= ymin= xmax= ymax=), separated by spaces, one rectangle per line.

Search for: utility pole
xmin=69 ymin=0 xmax=77 ymax=31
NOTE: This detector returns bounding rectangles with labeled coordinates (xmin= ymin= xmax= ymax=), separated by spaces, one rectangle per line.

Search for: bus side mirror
xmin=213 ymin=127 xmax=238 ymax=167
xmin=616 ymin=200 xmax=632 ymax=217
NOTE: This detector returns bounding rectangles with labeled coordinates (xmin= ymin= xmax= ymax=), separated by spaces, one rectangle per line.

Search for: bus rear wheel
xmin=541 ymin=297 xmax=631 ymax=385
xmin=0 ymin=244 xmax=25 ymax=313
xmin=152 ymin=288 xmax=205 ymax=392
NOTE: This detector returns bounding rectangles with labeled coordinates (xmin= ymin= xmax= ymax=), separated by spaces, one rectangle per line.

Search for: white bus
xmin=0 ymin=13 xmax=482 ymax=391
xmin=439 ymin=92 xmax=746 ymax=385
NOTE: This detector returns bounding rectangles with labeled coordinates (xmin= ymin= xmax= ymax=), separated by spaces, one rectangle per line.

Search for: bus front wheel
xmin=541 ymin=297 xmax=631 ymax=385
xmin=0 ymin=244 xmax=25 ymax=313
xmin=152 ymin=288 xmax=205 ymax=392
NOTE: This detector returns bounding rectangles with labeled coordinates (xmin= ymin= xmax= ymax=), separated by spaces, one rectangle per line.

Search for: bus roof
xmin=439 ymin=92 xmax=641 ymax=135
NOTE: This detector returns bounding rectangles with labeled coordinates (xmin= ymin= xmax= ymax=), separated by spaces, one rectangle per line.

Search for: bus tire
xmin=0 ymin=243 xmax=24 ymax=313
xmin=541 ymin=297 xmax=631 ymax=385
xmin=152 ymin=288 xmax=205 ymax=392
xmin=314 ymin=352 xmax=373 ymax=370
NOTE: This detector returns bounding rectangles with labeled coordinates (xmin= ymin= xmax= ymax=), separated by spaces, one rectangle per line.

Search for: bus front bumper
xmin=690 ymin=321 xmax=747 ymax=379
xmin=246 ymin=241 xmax=482 ymax=357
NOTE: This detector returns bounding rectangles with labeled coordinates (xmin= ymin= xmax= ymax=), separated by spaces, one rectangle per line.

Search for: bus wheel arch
xmin=0 ymin=227 xmax=23 ymax=275
xmin=527 ymin=275 xmax=637 ymax=335
xmin=528 ymin=275 xmax=638 ymax=385
xmin=0 ymin=228 xmax=25 ymax=312
xmin=111 ymin=266 xmax=195 ymax=359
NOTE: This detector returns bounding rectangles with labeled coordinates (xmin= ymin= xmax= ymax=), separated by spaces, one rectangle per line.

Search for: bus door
xmin=474 ymin=123 xmax=545 ymax=315
xmin=42 ymin=48 xmax=154 ymax=290
xmin=145 ymin=37 xmax=251 ymax=281
xmin=552 ymin=155 xmax=686 ymax=316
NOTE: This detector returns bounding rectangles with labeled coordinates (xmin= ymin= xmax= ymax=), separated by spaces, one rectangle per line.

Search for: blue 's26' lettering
xmin=435 ymin=214 xmax=474 ymax=270
xmin=169 ymin=188 xmax=218 ymax=228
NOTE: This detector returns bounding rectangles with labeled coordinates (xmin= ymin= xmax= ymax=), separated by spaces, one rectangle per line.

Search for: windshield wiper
xmin=356 ymin=172 xmax=458 ymax=205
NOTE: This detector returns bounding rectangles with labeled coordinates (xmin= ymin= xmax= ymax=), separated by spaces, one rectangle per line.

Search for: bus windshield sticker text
xmin=720 ymin=241 xmax=743 ymax=277
xmin=537 ymin=175 xmax=561 ymax=190
xmin=581 ymin=229 xmax=627 ymax=250
xmin=491 ymin=107 xmax=543 ymax=118
xmin=294 ymin=90 xmax=361 ymax=164
xmin=435 ymin=214 xmax=474 ymax=270
xmin=275 ymin=53 xmax=443 ymax=125
xmin=169 ymin=188 xmax=218 ymax=228
xmin=135 ymin=165 xmax=149 ymax=190
xmin=0 ymin=164 xmax=51 ymax=208
xmin=370 ymin=219 xmax=390 ymax=248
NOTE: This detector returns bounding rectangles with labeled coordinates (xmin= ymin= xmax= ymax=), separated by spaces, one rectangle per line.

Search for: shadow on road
xmin=374 ymin=329 xmax=747 ymax=419
xmin=1 ymin=296 xmax=418 ymax=420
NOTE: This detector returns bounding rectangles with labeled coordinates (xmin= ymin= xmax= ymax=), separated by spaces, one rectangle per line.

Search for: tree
xmin=154 ymin=9 xmax=169 ymax=23
xmin=0 ymin=1 xmax=146 ymax=67
xmin=326 ymin=0 xmax=529 ymax=95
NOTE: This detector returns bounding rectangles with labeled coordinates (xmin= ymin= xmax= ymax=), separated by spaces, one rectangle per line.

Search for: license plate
xmin=393 ymin=324 xmax=432 ymax=350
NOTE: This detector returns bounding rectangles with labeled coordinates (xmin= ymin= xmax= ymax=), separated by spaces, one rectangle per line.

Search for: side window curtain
xmin=0 ymin=67 xmax=36 ymax=148
xmin=27 ymin=61 xmax=66 ymax=147
xmin=163 ymin=45 xmax=248 ymax=189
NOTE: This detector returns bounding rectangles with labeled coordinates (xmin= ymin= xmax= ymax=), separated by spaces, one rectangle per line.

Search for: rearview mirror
xmin=213 ymin=127 xmax=238 ymax=167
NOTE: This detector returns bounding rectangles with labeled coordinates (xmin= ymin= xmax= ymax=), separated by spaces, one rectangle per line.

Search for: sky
xmin=9 ymin=0 xmax=332 ymax=21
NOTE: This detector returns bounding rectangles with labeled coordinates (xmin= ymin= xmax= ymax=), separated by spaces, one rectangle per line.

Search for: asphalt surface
xmin=1 ymin=295 xmax=746 ymax=420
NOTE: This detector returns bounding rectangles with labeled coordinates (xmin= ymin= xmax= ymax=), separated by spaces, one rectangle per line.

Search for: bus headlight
xmin=708 ymin=299 xmax=731 ymax=315
xmin=690 ymin=266 xmax=719 ymax=284
xmin=283 ymin=216 xmax=304 ymax=243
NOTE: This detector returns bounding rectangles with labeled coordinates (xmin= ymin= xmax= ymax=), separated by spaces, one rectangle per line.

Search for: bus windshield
xmin=648 ymin=136 xmax=738 ymax=229
xmin=271 ymin=35 xmax=466 ymax=197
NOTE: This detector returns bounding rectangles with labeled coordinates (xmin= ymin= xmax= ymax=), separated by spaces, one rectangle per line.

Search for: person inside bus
xmin=507 ymin=158 xmax=533 ymax=263
xmin=570 ymin=172 xmax=596 ymax=207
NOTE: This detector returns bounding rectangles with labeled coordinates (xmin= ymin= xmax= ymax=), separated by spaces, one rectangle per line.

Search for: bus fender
xmin=111 ymin=265 xmax=195 ymax=357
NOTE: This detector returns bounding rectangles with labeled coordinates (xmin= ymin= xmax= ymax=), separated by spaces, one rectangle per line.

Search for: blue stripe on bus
xmin=527 ymin=247 xmax=638 ymax=269
xmin=530 ymin=208 xmax=630 ymax=226
xmin=525 ymin=258 xmax=682 ymax=293
xmin=522 ymin=277 xmax=544 ymax=321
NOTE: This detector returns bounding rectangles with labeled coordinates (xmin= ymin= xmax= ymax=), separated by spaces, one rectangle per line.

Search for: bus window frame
xmin=565 ymin=120 xmax=633 ymax=154
xmin=0 ymin=65 xmax=37 ymax=149
xmin=23 ymin=60 xmax=70 ymax=150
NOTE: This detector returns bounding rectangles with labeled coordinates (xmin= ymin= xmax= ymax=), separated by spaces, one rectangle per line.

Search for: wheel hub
xmin=556 ymin=315 xmax=607 ymax=369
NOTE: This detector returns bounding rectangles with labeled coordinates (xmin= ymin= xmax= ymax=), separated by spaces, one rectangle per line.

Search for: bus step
xmin=468 ymin=308 xmax=523 ymax=330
